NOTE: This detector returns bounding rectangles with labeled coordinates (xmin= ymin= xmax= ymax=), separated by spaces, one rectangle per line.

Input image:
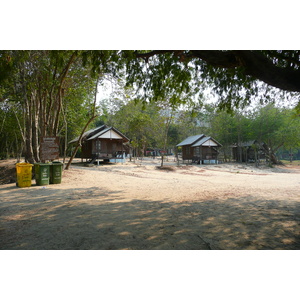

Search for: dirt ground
xmin=1 ymin=158 xmax=300 ymax=250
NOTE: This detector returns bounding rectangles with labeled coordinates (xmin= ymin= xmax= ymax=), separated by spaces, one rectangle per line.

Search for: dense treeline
xmin=96 ymin=94 xmax=300 ymax=164
xmin=0 ymin=51 xmax=101 ymax=162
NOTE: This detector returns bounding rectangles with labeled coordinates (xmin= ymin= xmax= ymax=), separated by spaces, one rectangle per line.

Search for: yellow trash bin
xmin=16 ymin=163 xmax=33 ymax=187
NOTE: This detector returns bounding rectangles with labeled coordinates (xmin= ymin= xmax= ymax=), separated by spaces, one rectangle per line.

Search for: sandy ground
xmin=1 ymin=158 xmax=300 ymax=250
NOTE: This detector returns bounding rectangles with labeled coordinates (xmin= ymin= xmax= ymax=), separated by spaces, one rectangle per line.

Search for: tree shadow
xmin=1 ymin=185 xmax=300 ymax=250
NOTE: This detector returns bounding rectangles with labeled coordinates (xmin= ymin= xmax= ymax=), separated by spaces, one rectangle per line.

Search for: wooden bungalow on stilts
xmin=177 ymin=134 xmax=222 ymax=164
xmin=69 ymin=125 xmax=130 ymax=164
xmin=232 ymin=140 xmax=266 ymax=163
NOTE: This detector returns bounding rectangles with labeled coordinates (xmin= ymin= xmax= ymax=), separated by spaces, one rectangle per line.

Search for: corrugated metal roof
xmin=69 ymin=125 xmax=130 ymax=144
xmin=86 ymin=127 xmax=129 ymax=141
xmin=68 ymin=125 xmax=107 ymax=144
xmin=240 ymin=140 xmax=256 ymax=147
xmin=176 ymin=134 xmax=205 ymax=147
xmin=191 ymin=136 xmax=211 ymax=147
xmin=192 ymin=136 xmax=222 ymax=147
xmin=232 ymin=140 xmax=265 ymax=147
xmin=87 ymin=127 xmax=111 ymax=140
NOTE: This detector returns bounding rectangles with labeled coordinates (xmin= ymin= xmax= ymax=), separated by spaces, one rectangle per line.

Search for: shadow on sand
xmin=1 ymin=184 xmax=300 ymax=250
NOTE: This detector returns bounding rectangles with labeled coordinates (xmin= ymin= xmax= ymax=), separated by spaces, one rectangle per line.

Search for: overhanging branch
xmin=134 ymin=50 xmax=300 ymax=93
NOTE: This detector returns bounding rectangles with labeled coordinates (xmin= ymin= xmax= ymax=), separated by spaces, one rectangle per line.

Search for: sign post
xmin=40 ymin=137 xmax=60 ymax=162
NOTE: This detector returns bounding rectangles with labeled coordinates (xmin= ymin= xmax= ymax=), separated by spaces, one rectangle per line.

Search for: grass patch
xmin=280 ymin=160 xmax=300 ymax=166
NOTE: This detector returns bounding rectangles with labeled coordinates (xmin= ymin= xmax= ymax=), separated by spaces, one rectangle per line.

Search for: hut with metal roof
xmin=177 ymin=134 xmax=222 ymax=164
xmin=69 ymin=125 xmax=130 ymax=163
xmin=232 ymin=140 xmax=266 ymax=163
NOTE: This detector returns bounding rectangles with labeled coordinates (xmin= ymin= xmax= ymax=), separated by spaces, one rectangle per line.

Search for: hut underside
xmin=182 ymin=145 xmax=219 ymax=164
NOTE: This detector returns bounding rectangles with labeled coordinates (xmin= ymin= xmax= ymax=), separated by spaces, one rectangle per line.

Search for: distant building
xmin=177 ymin=134 xmax=222 ymax=164
xmin=232 ymin=140 xmax=266 ymax=162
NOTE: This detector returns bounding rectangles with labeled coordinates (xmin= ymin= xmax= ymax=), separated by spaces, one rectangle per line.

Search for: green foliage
xmin=250 ymin=104 xmax=300 ymax=151
xmin=109 ymin=100 xmax=157 ymax=147
xmin=208 ymin=108 xmax=239 ymax=146
xmin=0 ymin=101 xmax=24 ymax=159
xmin=207 ymin=102 xmax=300 ymax=162
xmin=1 ymin=50 xmax=300 ymax=161
xmin=3 ymin=50 xmax=300 ymax=112
xmin=123 ymin=51 xmax=203 ymax=108
xmin=122 ymin=50 xmax=300 ymax=111
xmin=0 ymin=50 xmax=99 ymax=161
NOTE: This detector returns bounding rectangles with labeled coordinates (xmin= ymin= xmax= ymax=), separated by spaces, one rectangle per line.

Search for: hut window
xmin=186 ymin=146 xmax=190 ymax=155
xmin=95 ymin=140 xmax=101 ymax=152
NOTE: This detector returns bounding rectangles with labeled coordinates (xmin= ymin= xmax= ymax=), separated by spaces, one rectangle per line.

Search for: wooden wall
xmin=182 ymin=145 xmax=194 ymax=160
xmin=81 ymin=139 xmax=124 ymax=159
xmin=182 ymin=145 xmax=219 ymax=161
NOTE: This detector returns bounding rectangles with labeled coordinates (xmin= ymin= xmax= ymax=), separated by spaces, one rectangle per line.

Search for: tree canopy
xmin=134 ymin=50 xmax=300 ymax=92
xmin=2 ymin=50 xmax=300 ymax=110
xmin=124 ymin=50 xmax=300 ymax=110
xmin=73 ymin=50 xmax=300 ymax=111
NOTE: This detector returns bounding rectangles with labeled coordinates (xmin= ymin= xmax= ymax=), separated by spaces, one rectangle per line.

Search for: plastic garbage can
xmin=34 ymin=163 xmax=50 ymax=186
xmin=50 ymin=161 xmax=63 ymax=184
xmin=16 ymin=163 xmax=33 ymax=187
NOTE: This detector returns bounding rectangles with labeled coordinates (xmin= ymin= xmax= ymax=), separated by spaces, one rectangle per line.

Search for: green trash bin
xmin=50 ymin=161 xmax=63 ymax=184
xmin=34 ymin=163 xmax=50 ymax=186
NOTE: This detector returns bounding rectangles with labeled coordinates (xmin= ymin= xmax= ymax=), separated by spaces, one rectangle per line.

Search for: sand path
xmin=1 ymin=159 xmax=300 ymax=249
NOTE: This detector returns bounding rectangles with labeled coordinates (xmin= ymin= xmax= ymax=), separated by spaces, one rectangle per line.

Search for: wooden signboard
xmin=40 ymin=136 xmax=59 ymax=161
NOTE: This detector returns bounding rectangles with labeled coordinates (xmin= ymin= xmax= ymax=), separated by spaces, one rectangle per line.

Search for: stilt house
xmin=69 ymin=125 xmax=130 ymax=163
xmin=177 ymin=134 xmax=222 ymax=164
xmin=232 ymin=140 xmax=266 ymax=162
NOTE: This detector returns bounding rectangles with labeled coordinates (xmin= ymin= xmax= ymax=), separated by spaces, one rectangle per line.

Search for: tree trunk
xmin=223 ymin=148 xmax=227 ymax=162
xmin=161 ymin=153 xmax=164 ymax=167
xmin=32 ymin=98 xmax=40 ymax=162
xmin=65 ymin=76 xmax=99 ymax=170
xmin=24 ymin=96 xmax=35 ymax=163
xmin=262 ymin=143 xmax=283 ymax=165
xmin=269 ymin=152 xmax=282 ymax=165
xmin=65 ymin=115 xmax=97 ymax=170
xmin=254 ymin=147 xmax=259 ymax=167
